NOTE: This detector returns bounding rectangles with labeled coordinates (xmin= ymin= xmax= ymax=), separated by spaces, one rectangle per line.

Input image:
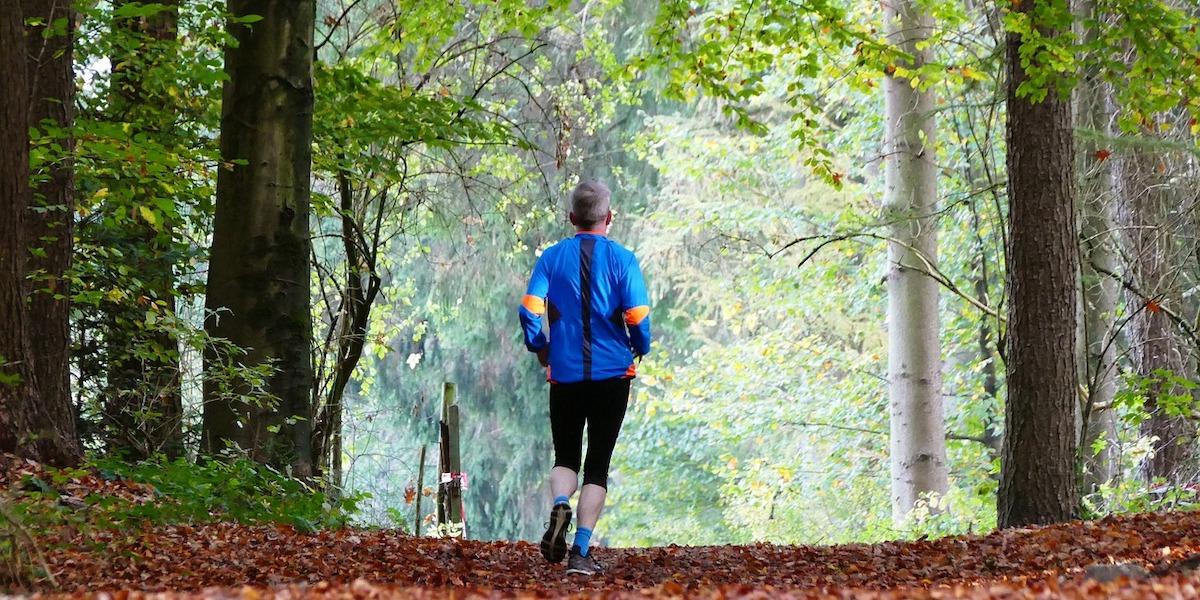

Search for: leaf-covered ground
xmin=19 ymin=512 xmax=1200 ymax=598
xmin=7 ymin=456 xmax=1200 ymax=598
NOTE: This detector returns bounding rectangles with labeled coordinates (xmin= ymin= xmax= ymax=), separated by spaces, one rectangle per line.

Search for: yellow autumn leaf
xmin=138 ymin=205 xmax=158 ymax=226
xmin=777 ymin=466 xmax=794 ymax=482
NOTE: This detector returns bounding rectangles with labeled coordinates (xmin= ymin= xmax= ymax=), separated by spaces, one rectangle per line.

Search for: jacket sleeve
xmin=518 ymin=252 xmax=550 ymax=352
xmin=621 ymin=254 xmax=652 ymax=357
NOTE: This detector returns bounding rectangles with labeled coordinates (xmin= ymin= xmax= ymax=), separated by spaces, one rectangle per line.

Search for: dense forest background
xmin=3 ymin=0 xmax=1200 ymax=551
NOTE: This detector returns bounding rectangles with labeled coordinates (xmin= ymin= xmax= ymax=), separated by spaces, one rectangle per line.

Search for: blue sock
xmin=553 ymin=495 xmax=570 ymax=507
xmin=573 ymin=527 xmax=593 ymax=556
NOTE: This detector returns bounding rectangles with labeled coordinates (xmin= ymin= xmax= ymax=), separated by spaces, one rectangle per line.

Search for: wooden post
xmin=442 ymin=381 xmax=456 ymax=420
xmin=414 ymin=444 xmax=426 ymax=537
xmin=436 ymin=421 xmax=448 ymax=526
xmin=437 ymin=382 xmax=464 ymax=536
xmin=447 ymin=402 xmax=463 ymax=527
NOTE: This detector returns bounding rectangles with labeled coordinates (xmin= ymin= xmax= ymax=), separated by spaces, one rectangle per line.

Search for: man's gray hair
xmin=571 ymin=180 xmax=611 ymax=228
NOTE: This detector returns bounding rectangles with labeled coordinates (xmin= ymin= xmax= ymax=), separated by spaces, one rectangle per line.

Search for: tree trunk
xmin=203 ymin=0 xmax=316 ymax=477
xmin=882 ymin=0 xmax=948 ymax=525
xmin=0 ymin=0 xmax=81 ymax=466
xmin=1111 ymin=139 xmax=1193 ymax=484
xmin=22 ymin=0 xmax=79 ymax=454
xmin=311 ymin=167 xmax=381 ymax=487
xmin=998 ymin=0 xmax=1080 ymax=528
xmin=1074 ymin=0 xmax=1119 ymax=492
xmin=104 ymin=0 xmax=184 ymax=460
xmin=1078 ymin=202 xmax=1120 ymax=491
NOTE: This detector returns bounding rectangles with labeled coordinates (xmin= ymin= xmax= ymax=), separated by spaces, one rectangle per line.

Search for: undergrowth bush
xmin=9 ymin=456 xmax=366 ymax=538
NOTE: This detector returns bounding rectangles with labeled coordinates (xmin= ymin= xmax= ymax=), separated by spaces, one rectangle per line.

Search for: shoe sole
xmin=539 ymin=506 xmax=572 ymax=563
xmin=565 ymin=566 xmax=596 ymax=576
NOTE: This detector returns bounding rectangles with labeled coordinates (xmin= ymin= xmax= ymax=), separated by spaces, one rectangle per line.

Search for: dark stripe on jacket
xmin=579 ymin=237 xmax=595 ymax=380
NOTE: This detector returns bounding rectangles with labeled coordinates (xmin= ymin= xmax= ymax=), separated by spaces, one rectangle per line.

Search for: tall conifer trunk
xmin=23 ymin=0 xmax=78 ymax=450
xmin=1 ymin=0 xmax=81 ymax=466
xmin=998 ymin=0 xmax=1079 ymax=528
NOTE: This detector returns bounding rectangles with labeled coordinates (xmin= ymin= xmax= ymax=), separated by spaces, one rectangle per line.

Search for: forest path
xmin=26 ymin=510 xmax=1200 ymax=598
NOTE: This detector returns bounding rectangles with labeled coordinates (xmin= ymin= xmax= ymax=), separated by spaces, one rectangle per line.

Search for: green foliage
xmin=70 ymin=0 xmax=231 ymax=454
xmin=596 ymin=0 xmax=1018 ymax=541
xmin=383 ymin=507 xmax=410 ymax=534
xmin=636 ymin=0 xmax=879 ymax=182
xmin=1089 ymin=0 xmax=1200 ymax=131
xmin=94 ymin=457 xmax=364 ymax=529
xmin=9 ymin=457 xmax=364 ymax=537
xmin=1084 ymin=477 xmax=1200 ymax=518
xmin=1080 ymin=367 xmax=1200 ymax=519
xmin=905 ymin=487 xmax=998 ymax=538
xmin=1114 ymin=370 xmax=1200 ymax=426
xmin=1000 ymin=0 xmax=1200 ymax=138
xmin=1003 ymin=0 xmax=1078 ymax=102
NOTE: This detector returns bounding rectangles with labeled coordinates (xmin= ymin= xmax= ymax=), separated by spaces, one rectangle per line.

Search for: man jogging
xmin=517 ymin=180 xmax=652 ymax=576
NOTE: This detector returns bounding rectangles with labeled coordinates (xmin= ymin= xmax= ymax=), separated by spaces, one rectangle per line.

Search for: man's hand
xmin=537 ymin=346 xmax=550 ymax=367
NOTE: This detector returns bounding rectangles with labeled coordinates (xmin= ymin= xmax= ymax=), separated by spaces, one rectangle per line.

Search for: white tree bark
xmin=1074 ymin=0 xmax=1119 ymax=491
xmin=883 ymin=0 xmax=949 ymax=526
xmin=1079 ymin=198 xmax=1120 ymax=489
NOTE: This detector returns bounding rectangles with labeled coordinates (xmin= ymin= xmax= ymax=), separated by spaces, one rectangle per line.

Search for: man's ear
xmin=605 ymin=211 xmax=613 ymax=226
xmin=569 ymin=212 xmax=579 ymax=226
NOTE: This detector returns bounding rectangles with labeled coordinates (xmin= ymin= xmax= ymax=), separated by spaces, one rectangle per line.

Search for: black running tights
xmin=548 ymin=378 xmax=630 ymax=489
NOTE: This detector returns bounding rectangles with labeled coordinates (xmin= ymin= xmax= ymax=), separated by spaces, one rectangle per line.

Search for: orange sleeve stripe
xmin=624 ymin=305 xmax=650 ymax=325
xmin=625 ymin=363 xmax=637 ymax=378
xmin=522 ymin=294 xmax=546 ymax=314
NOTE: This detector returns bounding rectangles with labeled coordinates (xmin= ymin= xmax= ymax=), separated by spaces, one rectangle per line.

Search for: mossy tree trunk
xmin=202 ymin=0 xmax=316 ymax=477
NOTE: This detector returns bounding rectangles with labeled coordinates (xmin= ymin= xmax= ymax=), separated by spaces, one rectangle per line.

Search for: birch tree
xmin=882 ymin=0 xmax=948 ymax=524
xmin=1075 ymin=0 xmax=1119 ymax=492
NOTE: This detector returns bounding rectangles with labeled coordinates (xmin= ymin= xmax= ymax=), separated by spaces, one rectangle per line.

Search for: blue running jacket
xmin=518 ymin=233 xmax=652 ymax=383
